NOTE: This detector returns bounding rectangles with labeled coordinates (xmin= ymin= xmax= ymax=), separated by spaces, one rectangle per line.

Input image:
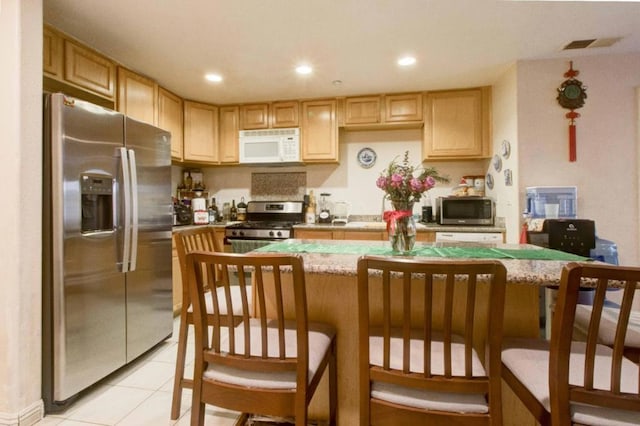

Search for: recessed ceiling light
xmin=205 ymin=73 xmax=223 ymax=83
xmin=295 ymin=65 xmax=313 ymax=75
xmin=397 ymin=56 xmax=416 ymax=66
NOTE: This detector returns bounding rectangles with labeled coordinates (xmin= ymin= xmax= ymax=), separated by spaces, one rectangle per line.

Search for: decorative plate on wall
xmin=501 ymin=140 xmax=511 ymax=159
xmin=492 ymin=154 xmax=502 ymax=172
xmin=357 ymin=147 xmax=377 ymax=168
xmin=485 ymin=172 xmax=494 ymax=190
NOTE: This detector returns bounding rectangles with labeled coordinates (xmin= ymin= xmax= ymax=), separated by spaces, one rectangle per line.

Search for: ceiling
xmin=43 ymin=0 xmax=640 ymax=105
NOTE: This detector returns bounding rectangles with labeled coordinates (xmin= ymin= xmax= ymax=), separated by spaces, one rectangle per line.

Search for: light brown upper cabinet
xmin=301 ymin=99 xmax=338 ymax=163
xmin=43 ymin=26 xmax=63 ymax=79
xmin=63 ymin=39 xmax=116 ymax=100
xmin=219 ymin=106 xmax=240 ymax=164
xmin=241 ymin=101 xmax=299 ymax=129
xmin=271 ymin=101 xmax=299 ymax=128
xmin=423 ymin=87 xmax=491 ymax=160
xmin=344 ymin=96 xmax=381 ymax=125
xmin=117 ymin=67 xmax=157 ymax=125
xmin=158 ymin=87 xmax=184 ymax=161
xmin=183 ymin=101 xmax=219 ymax=164
xmin=342 ymin=93 xmax=422 ymax=127
xmin=240 ymin=104 xmax=269 ymax=129
xmin=385 ymin=93 xmax=423 ymax=122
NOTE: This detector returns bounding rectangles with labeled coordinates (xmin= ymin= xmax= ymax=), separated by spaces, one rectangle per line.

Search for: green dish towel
xmin=254 ymin=241 xmax=589 ymax=261
xmin=230 ymin=240 xmax=274 ymax=254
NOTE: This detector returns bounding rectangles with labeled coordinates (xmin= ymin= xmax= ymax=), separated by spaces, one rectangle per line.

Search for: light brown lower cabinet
xmin=294 ymin=228 xmax=438 ymax=242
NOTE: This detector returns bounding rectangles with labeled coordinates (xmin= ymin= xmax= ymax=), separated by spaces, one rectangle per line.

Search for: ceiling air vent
xmin=562 ymin=37 xmax=622 ymax=50
xmin=563 ymin=39 xmax=597 ymax=50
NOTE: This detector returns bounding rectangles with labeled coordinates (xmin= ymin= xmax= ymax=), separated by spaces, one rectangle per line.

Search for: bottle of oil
xmin=208 ymin=197 xmax=219 ymax=223
xmin=229 ymin=199 xmax=238 ymax=221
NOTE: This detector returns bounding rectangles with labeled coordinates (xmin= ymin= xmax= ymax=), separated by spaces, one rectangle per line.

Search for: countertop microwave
xmin=239 ymin=127 xmax=301 ymax=164
xmin=438 ymin=196 xmax=495 ymax=226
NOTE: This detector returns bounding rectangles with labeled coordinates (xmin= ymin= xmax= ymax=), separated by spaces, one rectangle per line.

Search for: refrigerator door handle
xmin=128 ymin=149 xmax=138 ymax=271
xmin=119 ymin=147 xmax=131 ymax=273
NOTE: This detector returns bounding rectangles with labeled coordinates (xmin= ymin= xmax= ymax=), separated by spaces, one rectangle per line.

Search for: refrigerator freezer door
xmin=124 ymin=117 xmax=173 ymax=361
xmin=46 ymin=93 xmax=128 ymax=403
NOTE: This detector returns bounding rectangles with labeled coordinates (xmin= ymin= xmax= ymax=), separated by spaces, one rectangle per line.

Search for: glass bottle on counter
xmin=184 ymin=171 xmax=193 ymax=190
xmin=208 ymin=197 xmax=219 ymax=223
xmin=229 ymin=199 xmax=238 ymax=221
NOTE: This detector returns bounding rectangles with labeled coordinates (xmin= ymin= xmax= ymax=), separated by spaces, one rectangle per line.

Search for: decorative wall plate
xmin=357 ymin=147 xmax=377 ymax=168
xmin=492 ymin=154 xmax=502 ymax=172
xmin=485 ymin=173 xmax=494 ymax=190
xmin=501 ymin=140 xmax=511 ymax=159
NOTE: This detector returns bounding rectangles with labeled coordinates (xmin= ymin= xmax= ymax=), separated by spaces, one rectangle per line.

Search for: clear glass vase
xmin=388 ymin=200 xmax=416 ymax=253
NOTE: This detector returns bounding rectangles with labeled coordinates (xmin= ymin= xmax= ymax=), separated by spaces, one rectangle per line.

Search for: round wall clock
xmin=557 ymin=78 xmax=587 ymax=110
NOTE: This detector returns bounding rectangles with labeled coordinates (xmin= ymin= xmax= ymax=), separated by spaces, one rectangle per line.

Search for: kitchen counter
xmin=293 ymin=221 xmax=505 ymax=233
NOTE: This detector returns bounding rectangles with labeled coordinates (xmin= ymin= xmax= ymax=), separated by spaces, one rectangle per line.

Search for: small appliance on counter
xmin=318 ymin=192 xmax=332 ymax=223
xmin=174 ymin=203 xmax=192 ymax=225
xmin=437 ymin=196 xmax=495 ymax=226
xmin=332 ymin=201 xmax=349 ymax=225
xmin=527 ymin=219 xmax=595 ymax=257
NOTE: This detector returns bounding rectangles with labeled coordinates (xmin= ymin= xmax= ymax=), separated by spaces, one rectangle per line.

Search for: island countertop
xmin=255 ymin=239 xmax=588 ymax=286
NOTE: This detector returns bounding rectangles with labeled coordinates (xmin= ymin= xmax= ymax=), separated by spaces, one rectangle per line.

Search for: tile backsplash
xmin=251 ymin=172 xmax=306 ymax=201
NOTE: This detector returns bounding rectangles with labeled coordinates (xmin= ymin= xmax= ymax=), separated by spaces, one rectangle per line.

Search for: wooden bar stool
xmin=502 ymin=262 xmax=640 ymax=425
xmin=186 ymin=251 xmax=337 ymax=426
xmin=357 ymin=256 xmax=507 ymax=426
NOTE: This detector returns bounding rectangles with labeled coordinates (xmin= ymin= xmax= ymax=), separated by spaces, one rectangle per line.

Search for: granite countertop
xmin=256 ymin=239 xmax=579 ymax=286
xmin=293 ymin=222 xmax=506 ymax=233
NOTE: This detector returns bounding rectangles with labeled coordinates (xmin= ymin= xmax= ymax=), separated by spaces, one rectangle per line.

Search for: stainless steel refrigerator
xmin=42 ymin=93 xmax=173 ymax=411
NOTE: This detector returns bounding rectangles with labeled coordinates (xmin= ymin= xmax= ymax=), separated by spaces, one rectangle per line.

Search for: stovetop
xmin=224 ymin=201 xmax=304 ymax=240
xmin=225 ymin=221 xmax=296 ymax=230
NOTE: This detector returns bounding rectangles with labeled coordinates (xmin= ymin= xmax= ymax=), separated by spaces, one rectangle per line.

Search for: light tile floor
xmin=36 ymin=318 xmax=241 ymax=426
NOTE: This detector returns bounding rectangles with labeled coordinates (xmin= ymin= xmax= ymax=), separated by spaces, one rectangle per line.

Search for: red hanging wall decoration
xmin=556 ymin=61 xmax=587 ymax=162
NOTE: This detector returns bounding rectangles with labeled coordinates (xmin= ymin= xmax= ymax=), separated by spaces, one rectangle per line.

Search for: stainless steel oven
xmin=224 ymin=201 xmax=304 ymax=252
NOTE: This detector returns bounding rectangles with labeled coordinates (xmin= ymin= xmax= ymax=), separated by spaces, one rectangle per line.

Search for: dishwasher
xmin=435 ymin=232 xmax=503 ymax=243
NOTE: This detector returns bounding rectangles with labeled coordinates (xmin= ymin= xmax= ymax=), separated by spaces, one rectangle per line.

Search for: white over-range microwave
xmin=239 ymin=127 xmax=301 ymax=164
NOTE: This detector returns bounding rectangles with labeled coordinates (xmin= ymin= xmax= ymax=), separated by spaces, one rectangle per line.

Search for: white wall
xmin=488 ymin=64 xmax=520 ymax=242
xmin=515 ymin=53 xmax=640 ymax=265
xmin=0 ymin=0 xmax=44 ymax=424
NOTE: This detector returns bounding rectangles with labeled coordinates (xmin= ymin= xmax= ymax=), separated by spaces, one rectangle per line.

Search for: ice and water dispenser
xmin=525 ymin=186 xmax=619 ymax=337
xmin=81 ymin=174 xmax=115 ymax=233
xmin=525 ymin=186 xmax=577 ymax=219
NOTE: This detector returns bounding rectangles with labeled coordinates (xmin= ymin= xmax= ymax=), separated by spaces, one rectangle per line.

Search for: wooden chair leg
xmin=328 ymin=339 xmax=337 ymax=426
xmin=170 ymin=310 xmax=189 ymax=420
xmin=190 ymin=383 xmax=205 ymax=426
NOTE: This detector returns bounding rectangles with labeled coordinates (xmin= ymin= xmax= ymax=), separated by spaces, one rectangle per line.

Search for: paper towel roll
xmin=192 ymin=198 xmax=206 ymax=211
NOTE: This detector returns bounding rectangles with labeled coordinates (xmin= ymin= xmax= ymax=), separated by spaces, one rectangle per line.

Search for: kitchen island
xmin=253 ymin=239 xmax=585 ymax=425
